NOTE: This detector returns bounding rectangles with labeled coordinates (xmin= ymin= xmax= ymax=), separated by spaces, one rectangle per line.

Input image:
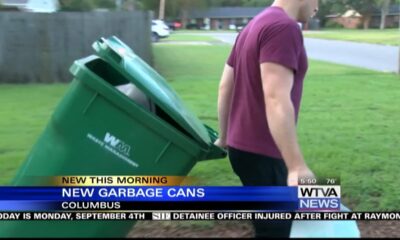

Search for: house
xmin=188 ymin=7 xmax=265 ymax=30
xmin=326 ymin=5 xmax=400 ymax=29
xmin=326 ymin=10 xmax=363 ymax=29
xmin=370 ymin=4 xmax=400 ymax=28
xmin=187 ymin=7 xmax=320 ymax=30
xmin=1 ymin=0 xmax=59 ymax=13
xmin=0 ymin=0 xmax=26 ymax=11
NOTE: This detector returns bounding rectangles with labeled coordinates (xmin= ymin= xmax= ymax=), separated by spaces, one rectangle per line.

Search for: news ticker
xmin=0 ymin=212 xmax=399 ymax=221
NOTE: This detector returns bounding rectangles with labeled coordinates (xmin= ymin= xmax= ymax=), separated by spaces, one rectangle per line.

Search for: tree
xmin=317 ymin=0 xmax=347 ymax=27
xmin=206 ymin=0 xmax=273 ymax=7
xmin=159 ymin=0 xmax=166 ymax=19
xmin=59 ymin=0 xmax=95 ymax=11
xmin=178 ymin=0 xmax=209 ymax=28
xmin=342 ymin=0 xmax=378 ymax=29
xmin=136 ymin=0 xmax=159 ymax=16
xmin=59 ymin=0 xmax=117 ymax=11
xmin=96 ymin=0 xmax=117 ymax=9
xmin=136 ymin=0 xmax=274 ymax=20
xmin=378 ymin=0 xmax=392 ymax=29
xmin=317 ymin=0 xmax=400 ymax=29
xmin=121 ymin=0 xmax=138 ymax=11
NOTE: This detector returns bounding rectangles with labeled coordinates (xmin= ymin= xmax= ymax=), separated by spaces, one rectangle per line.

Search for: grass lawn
xmin=304 ymin=29 xmax=400 ymax=46
xmin=162 ymin=33 xmax=218 ymax=42
xmin=0 ymin=84 xmax=67 ymax=184
xmin=1 ymin=41 xmax=400 ymax=211
xmin=175 ymin=30 xmax=236 ymax=34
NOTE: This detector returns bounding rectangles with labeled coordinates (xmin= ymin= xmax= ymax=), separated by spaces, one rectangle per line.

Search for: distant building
xmin=188 ymin=7 xmax=265 ymax=30
xmin=370 ymin=4 xmax=400 ymax=28
xmin=326 ymin=10 xmax=363 ymax=29
xmin=187 ymin=7 xmax=320 ymax=30
xmin=1 ymin=0 xmax=59 ymax=13
xmin=326 ymin=5 xmax=400 ymax=29
xmin=0 ymin=0 xmax=25 ymax=11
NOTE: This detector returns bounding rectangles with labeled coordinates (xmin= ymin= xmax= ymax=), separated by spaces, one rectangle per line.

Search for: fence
xmin=0 ymin=11 xmax=152 ymax=83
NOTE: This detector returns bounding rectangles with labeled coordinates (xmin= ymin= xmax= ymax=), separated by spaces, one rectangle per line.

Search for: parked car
xmin=236 ymin=24 xmax=246 ymax=32
xmin=166 ymin=21 xmax=182 ymax=31
xmin=151 ymin=20 xmax=170 ymax=42
xmin=186 ymin=23 xmax=202 ymax=30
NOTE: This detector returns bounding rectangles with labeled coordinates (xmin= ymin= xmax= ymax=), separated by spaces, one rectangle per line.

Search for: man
xmin=215 ymin=0 xmax=319 ymax=238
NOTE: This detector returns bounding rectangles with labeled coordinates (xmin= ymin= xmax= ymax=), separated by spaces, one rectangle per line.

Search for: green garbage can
xmin=0 ymin=36 xmax=226 ymax=237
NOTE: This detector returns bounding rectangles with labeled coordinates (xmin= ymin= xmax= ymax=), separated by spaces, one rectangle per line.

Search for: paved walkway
xmin=182 ymin=32 xmax=399 ymax=73
xmin=304 ymin=38 xmax=399 ymax=73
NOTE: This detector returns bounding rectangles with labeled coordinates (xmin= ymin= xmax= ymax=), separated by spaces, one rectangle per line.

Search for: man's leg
xmin=228 ymin=147 xmax=292 ymax=238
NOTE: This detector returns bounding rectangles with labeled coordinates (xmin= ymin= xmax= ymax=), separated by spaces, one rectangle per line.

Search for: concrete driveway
xmin=304 ymin=38 xmax=399 ymax=73
xmin=188 ymin=32 xmax=399 ymax=73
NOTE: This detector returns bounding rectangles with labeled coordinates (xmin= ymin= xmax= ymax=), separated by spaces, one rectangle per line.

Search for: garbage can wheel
xmin=152 ymin=33 xmax=160 ymax=42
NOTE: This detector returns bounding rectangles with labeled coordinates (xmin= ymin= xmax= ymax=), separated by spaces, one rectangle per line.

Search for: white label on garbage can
xmin=87 ymin=133 xmax=139 ymax=168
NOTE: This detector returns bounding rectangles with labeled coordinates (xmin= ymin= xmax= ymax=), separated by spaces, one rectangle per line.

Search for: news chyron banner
xmin=0 ymin=176 xmax=399 ymax=221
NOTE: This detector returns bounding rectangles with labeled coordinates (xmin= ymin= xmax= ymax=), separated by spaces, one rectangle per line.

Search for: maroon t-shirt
xmin=226 ymin=6 xmax=308 ymax=159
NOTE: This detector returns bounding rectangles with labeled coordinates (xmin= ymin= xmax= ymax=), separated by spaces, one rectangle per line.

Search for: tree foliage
xmin=59 ymin=0 xmax=116 ymax=11
xmin=135 ymin=0 xmax=272 ymax=19
xmin=59 ymin=0 xmax=399 ymax=29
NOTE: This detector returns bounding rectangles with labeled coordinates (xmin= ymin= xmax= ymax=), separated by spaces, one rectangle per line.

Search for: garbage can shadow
xmin=0 ymin=36 xmax=226 ymax=237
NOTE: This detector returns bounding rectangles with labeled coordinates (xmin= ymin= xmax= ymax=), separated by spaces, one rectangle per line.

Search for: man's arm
xmin=260 ymin=62 xmax=314 ymax=186
xmin=215 ymin=64 xmax=235 ymax=148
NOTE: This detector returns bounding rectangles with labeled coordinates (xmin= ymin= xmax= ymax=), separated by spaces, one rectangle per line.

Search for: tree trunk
xmin=127 ymin=0 xmax=135 ymax=11
xmin=159 ymin=0 xmax=165 ymax=20
xmin=181 ymin=9 xmax=188 ymax=28
xmin=380 ymin=0 xmax=391 ymax=30
xmin=363 ymin=15 xmax=371 ymax=29
xmin=180 ymin=0 xmax=189 ymax=29
xmin=380 ymin=8 xmax=386 ymax=29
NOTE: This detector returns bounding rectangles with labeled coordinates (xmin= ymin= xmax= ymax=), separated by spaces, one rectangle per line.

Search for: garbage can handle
xmin=200 ymin=125 xmax=227 ymax=161
xmin=93 ymin=37 xmax=123 ymax=64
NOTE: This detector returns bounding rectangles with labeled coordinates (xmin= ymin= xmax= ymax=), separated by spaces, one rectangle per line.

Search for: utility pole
xmin=159 ymin=0 xmax=165 ymax=20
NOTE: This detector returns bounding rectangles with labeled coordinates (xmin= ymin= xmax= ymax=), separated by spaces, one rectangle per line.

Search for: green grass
xmin=1 ymin=41 xmax=400 ymax=211
xmin=304 ymin=29 xmax=400 ymax=46
xmin=162 ymin=33 xmax=218 ymax=42
xmin=176 ymin=30 xmax=236 ymax=34
xmin=0 ymin=84 xmax=68 ymax=184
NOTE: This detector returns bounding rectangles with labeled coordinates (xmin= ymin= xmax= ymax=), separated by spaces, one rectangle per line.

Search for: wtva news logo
xmin=298 ymin=185 xmax=341 ymax=211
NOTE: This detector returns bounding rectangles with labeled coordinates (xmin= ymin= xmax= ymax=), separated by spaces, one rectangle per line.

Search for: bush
xmin=324 ymin=20 xmax=344 ymax=29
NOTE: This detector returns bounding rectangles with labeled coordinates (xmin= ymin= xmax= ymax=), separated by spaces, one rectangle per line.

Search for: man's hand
xmin=287 ymin=165 xmax=315 ymax=186
xmin=214 ymin=138 xmax=227 ymax=149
